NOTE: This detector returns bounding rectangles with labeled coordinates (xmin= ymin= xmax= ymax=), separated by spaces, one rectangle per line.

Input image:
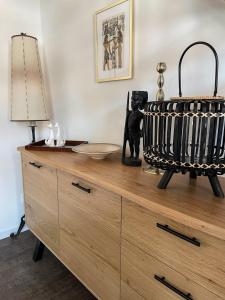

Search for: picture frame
xmin=95 ymin=0 xmax=133 ymax=83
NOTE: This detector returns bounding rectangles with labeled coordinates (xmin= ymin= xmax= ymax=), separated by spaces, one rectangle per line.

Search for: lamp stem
xmin=29 ymin=121 xmax=37 ymax=143
xmin=31 ymin=126 xmax=36 ymax=143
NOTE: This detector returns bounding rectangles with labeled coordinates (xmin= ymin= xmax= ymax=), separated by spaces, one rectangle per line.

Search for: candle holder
xmin=145 ymin=62 xmax=166 ymax=175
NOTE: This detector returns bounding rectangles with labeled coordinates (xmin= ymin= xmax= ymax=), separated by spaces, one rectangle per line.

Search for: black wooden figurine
xmin=122 ymin=91 xmax=148 ymax=167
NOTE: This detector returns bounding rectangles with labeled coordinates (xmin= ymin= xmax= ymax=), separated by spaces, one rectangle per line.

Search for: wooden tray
xmin=25 ymin=140 xmax=88 ymax=152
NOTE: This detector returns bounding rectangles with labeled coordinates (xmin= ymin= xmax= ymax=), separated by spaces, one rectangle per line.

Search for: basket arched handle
xmin=178 ymin=41 xmax=219 ymax=97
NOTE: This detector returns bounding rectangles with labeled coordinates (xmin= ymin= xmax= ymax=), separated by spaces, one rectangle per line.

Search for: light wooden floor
xmin=0 ymin=231 xmax=96 ymax=300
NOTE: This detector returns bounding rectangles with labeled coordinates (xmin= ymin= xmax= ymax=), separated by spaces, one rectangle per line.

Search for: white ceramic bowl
xmin=72 ymin=143 xmax=120 ymax=160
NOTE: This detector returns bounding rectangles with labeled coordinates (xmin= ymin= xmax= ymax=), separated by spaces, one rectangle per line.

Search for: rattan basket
xmin=143 ymin=41 xmax=225 ymax=197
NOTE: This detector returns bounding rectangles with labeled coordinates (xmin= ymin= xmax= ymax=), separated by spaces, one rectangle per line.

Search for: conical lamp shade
xmin=11 ymin=33 xmax=49 ymax=121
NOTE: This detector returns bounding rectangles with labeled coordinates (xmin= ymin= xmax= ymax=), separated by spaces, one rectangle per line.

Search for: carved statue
xmin=122 ymin=91 xmax=148 ymax=166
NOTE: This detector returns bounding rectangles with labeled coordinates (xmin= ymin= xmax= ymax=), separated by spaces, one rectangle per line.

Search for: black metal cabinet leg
xmin=10 ymin=215 xmax=26 ymax=239
xmin=158 ymin=170 xmax=174 ymax=189
xmin=33 ymin=239 xmax=45 ymax=262
xmin=208 ymin=175 xmax=224 ymax=198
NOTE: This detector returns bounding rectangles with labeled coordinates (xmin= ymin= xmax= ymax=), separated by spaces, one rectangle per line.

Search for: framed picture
xmin=95 ymin=0 xmax=133 ymax=83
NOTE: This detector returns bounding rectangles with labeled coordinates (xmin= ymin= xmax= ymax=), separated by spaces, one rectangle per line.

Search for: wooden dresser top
xmin=19 ymin=148 xmax=225 ymax=240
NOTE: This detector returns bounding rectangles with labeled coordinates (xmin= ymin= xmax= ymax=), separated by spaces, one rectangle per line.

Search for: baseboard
xmin=0 ymin=225 xmax=28 ymax=240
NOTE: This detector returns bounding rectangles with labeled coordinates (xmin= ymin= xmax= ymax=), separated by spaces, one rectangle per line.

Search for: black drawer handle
xmin=72 ymin=182 xmax=91 ymax=194
xmin=29 ymin=162 xmax=42 ymax=169
xmin=156 ymin=223 xmax=200 ymax=247
xmin=154 ymin=275 xmax=193 ymax=300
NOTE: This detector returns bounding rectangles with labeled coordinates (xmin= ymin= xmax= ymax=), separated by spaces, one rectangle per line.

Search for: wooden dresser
xmin=19 ymin=148 xmax=225 ymax=300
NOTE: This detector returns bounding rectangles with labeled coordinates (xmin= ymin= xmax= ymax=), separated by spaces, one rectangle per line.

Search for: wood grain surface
xmin=19 ymin=148 xmax=225 ymax=240
xmin=122 ymin=199 xmax=225 ymax=298
xmin=22 ymin=155 xmax=59 ymax=254
xmin=58 ymin=170 xmax=121 ymax=300
xmin=121 ymin=239 xmax=223 ymax=300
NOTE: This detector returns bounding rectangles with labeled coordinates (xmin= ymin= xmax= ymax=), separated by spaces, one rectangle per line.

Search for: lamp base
xmin=28 ymin=121 xmax=37 ymax=143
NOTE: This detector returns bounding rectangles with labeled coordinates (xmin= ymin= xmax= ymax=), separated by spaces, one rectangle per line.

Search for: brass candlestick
xmin=156 ymin=62 xmax=167 ymax=101
xmin=144 ymin=62 xmax=167 ymax=175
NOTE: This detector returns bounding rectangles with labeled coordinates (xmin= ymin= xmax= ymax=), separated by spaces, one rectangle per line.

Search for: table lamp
xmin=11 ymin=32 xmax=49 ymax=142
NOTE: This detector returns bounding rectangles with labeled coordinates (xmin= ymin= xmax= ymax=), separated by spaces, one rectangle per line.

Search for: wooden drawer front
xmin=121 ymin=281 xmax=145 ymax=300
xmin=122 ymin=239 xmax=222 ymax=300
xmin=22 ymin=154 xmax=58 ymax=252
xmin=22 ymin=154 xmax=57 ymax=208
xmin=25 ymin=201 xmax=58 ymax=254
xmin=122 ymin=199 xmax=225 ymax=297
xmin=58 ymin=171 xmax=121 ymax=300
xmin=58 ymin=171 xmax=121 ymax=229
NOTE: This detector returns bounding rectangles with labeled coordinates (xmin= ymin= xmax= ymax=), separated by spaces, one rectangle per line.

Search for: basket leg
xmin=158 ymin=170 xmax=174 ymax=189
xmin=208 ymin=175 xmax=224 ymax=198
xmin=190 ymin=171 xmax=197 ymax=179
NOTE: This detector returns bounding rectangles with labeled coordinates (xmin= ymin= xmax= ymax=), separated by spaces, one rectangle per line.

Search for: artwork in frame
xmin=95 ymin=0 xmax=133 ymax=83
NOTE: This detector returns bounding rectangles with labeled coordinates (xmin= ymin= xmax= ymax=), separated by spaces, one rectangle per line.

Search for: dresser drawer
xmin=122 ymin=198 xmax=225 ymax=297
xmin=58 ymin=170 xmax=121 ymax=232
xmin=58 ymin=171 xmax=121 ymax=300
xmin=60 ymin=227 xmax=120 ymax=300
xmin=25 ymin=200 xmax=58 ymax=253
xmin=22 ymin=154 xmax=57 ymax=208
xmin=122 ymin=239 xmax=223 ymax=300
xmin=22 ymin=154 xmax=58 ymax=253
xmin=121 ymin=281 xmax=145 ymax=300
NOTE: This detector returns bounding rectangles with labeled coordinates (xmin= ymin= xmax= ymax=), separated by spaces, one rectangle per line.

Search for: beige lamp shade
xmin=11 ymin=33 xmax=49 ymax=121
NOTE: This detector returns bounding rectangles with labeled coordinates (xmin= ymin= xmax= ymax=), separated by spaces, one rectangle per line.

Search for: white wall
xmin=40 ymin=0 xmax=225 ymax=145
xmin=0 ymin=0 xmax=42 ymax=239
